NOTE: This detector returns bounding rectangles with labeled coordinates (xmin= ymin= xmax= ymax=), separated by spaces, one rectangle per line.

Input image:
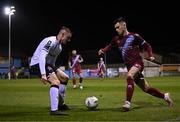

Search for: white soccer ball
xmin=85 ymin=96 xmax=98 ymax=109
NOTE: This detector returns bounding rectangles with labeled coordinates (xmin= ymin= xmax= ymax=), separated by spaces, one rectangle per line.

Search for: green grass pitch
xmin=0 ymin=77 xmax=180 ymax=121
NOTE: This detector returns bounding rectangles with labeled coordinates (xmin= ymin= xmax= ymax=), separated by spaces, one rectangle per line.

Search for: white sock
xmin=59 ymin=84 xmax=66 ymax=102
xmin=164 ymin=93 xmax=169 ymax=100
xmin=50 ymin=86 xmax=59 ymax=111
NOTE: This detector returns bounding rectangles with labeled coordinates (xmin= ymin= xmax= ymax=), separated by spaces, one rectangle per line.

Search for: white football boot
xmin=164 ymin=93 xmax=173 ymax=107
xmin=79 ymin=83 xmax=83 ymax=90
xmin=122 ymin=101 xmax=131 ymax=111
xmin=73 ymin=85 xmax=76 ymax=89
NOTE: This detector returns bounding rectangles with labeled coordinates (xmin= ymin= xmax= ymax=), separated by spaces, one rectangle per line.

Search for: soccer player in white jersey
xmin=30 ymin=26 xmax=72 ymax=115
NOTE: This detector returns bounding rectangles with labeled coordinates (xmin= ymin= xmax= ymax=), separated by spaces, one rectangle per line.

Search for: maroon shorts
xmin=126 ymin=61 xmax=144 ymax=72
xmin=72 ymin=67 xmax=81 ymax=74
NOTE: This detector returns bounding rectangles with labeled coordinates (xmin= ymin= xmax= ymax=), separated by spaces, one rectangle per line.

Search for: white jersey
xmin=30 ymin=36 xmax=62 ymax=75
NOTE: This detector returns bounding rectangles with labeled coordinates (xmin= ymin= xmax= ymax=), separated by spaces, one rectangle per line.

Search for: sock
xmin=59 ymin=84 xmax=66 ymax=104
xmin=126 ymin=76 xmax=134 ymax=102
xmin=79 ymin=77 xmax=83 ymax=84
xmin=50 ymin=85 xmax=59 ymax=111
xmin=146 ymin=87 xmax=164 ymax=98
xmin=72 ymin=77 xmax=76 ymax=85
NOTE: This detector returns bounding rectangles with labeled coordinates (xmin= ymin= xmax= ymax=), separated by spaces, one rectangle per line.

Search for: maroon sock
xmin=72 ymin=77 xmax=76 ymax=85
xmin=146 ymin=87 xmax=164 ymax=99
xmin=79 ymin=77 xmax=83 ymax=83
xmin=126 ymin=77 xmax=134 ymax=102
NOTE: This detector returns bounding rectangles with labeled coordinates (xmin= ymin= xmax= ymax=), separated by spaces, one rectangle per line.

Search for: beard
xmin=118 ymin=30 xmax=124 ymax=36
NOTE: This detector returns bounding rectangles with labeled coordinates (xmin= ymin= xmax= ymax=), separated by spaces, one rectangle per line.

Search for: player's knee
xmin=51 ymin=79 xmax=60 ymax=85
xmin=64 ymin=75 xmax=69 ymax=82
xmin=142 ymin=85 xmax=149 ymax=92
xmin=127 ymin=74 xmax=134 ymax=81
xmin=48 ymin=73 xmax=60 ymax=85
xmin=60 ymin=75 xmax=69 ymax=85
xmin=72 ymin=75 xmax=76 ymax=78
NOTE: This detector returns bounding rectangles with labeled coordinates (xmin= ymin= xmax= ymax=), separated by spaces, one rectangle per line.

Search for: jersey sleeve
xmin=79 ymin=55 xmax=83 ymax=63
xmin=101 ymin=36 xmax=117 ymax=52
xmin=39 ymin=39 xmax=53 ymax=75
xmin=135 ymin=34 xmax=153 ymax=57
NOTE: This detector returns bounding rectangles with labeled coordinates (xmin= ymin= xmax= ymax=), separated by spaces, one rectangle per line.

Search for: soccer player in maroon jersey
xmin=98 ymin=17 xmax=173 ymax=111
xmin=97 ymin=57 xmax=106 ymax=78
xmin=68 ymin=50 xmax=84 ymax=89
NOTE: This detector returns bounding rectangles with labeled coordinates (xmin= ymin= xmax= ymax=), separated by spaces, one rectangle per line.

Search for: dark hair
xmin=60 ymin=26 xmax=72 ymax=34
xmin=114 ymin=17 xmax=126 ymax=24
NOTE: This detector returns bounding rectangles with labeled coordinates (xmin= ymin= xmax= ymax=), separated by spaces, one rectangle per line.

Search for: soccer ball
xmin=85 ymin=96 xmax=98 ymax=109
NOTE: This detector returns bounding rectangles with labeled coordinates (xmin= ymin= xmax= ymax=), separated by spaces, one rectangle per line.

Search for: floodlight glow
xmin=5 ymin=7 xmax=10 ymax=15
xmin=4 ymin=6 xmax=15 ymax=15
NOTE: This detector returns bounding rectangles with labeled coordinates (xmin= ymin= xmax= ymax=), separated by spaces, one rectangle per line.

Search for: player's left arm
xmin=97 ymin=63 xmax=100 ymax=69
xmin=135 ymin=34 xmax=155 ymax=61
xmin=143 ymin=42 xmax=155 ymax=61
xmin=103 ymin=63 xmax=107 ymax=71
xmin=78 ymin=55 xmax=84 ymax=63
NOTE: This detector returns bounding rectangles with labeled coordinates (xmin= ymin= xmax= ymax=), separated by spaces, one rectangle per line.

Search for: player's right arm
xmin=99 ymin=44 xmax=112 ymax=55
xmin=98 ymin=36 xmax=117 ymax=55
xmin=39 ymin=38 xmax=53 ymax=84
xmin=97 ymin=62 xmax=100 ymax=70
xmin=68 ymin=57 xmax=72 ymax=69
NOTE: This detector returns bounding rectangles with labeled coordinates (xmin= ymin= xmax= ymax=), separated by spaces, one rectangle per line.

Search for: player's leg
xmin=135 ymin=73 xmax=173 ymax=107
xmin=56 ymin=68 xmax=70 ymax=110
xmin=78 ymin=73 xmax=83 ymax=90
xmin=48 ymin=72 xmax=67 ymax=115
xmin=99 ymin=70 xmax=103 ymax=78
xmin=77 ymin=68 xmax=83 ymax=89
xmin=101 ymin=69 xmax=104 ymax=78
xmin=48 ymin=72 xmax=60 ymax=111
xmin=122 ymin=66 xmax=139 ymax=111
xmin=72 ymin=69 xmax=77 ymax=88
xmin=101 ymin=69 xmax=105 ymax=78
xmin=97 ymin=70 xmax=100 ymax=77
xmin=30 ymin=64 xmax=66 ymax=115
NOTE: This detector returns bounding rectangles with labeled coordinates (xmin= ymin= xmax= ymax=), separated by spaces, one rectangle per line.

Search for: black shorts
xmin=30 ymin=64 xmax=58 ymax=78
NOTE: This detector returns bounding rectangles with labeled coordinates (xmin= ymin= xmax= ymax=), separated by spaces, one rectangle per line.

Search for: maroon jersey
xmin=102 ymin=33 xmax=153 ymax=69
xmin=98 ymin=60 xmax=106 ymax=72
xmin=70 ymin=54 xmax=83 ymax=71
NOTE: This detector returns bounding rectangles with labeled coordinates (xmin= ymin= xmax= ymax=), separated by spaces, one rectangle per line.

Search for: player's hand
xmin=77 ymin=59 xmax=80 ymax=63
xmin=78 ymin=59 xmax=83 ymax=63
xmin=41 ymin=74 xmax=48 ymax=85
xmin=69 ymin=66 xmax=72 ymax=69
xmin=98 ymin=49 xmax=104 ymax=55
xmin=150 ymin=56 xmax=155 ymax=61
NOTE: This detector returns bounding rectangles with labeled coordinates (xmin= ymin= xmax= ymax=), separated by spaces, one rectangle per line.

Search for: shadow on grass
xmin=0 ymin=105 xmax=49 ymax=118
xmin=0 ymin=111 xmax=32 ymax=117
xmin=63 ymin=101 xmax=168 ymax=113
xmin=133 ymin=101 xmax=167 ymax=108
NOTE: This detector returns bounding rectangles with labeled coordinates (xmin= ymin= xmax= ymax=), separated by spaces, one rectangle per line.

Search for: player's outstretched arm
xmin=98 ymin=49 xmax=104 ymax=55
xmin=149 ymin=56 xmax=155 ymax=61
xmin=68 ymin=61 xmax=72 ymax=69
xmin=78 ymin=56 xmax=84 ymax=63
